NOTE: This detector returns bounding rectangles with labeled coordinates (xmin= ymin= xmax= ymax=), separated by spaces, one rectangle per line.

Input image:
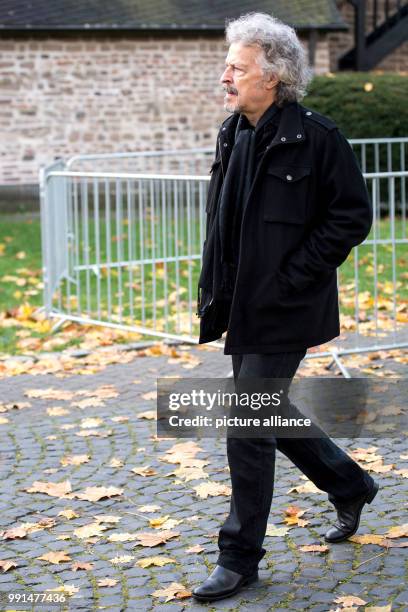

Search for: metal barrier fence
xmin=39 ymin=138 xmax=408 ymax=375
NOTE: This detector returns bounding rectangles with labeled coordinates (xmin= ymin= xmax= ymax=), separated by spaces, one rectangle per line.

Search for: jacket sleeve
xmin=277 ymin=127 xmax=373 ymax=294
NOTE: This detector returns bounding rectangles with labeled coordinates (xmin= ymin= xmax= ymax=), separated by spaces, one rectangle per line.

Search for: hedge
xmin=303 ymin=72 xmax=408 ymax=139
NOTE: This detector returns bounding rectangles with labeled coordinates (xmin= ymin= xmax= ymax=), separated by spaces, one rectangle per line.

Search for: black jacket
xmin=197 ymin=101 xmax=372 ymax=354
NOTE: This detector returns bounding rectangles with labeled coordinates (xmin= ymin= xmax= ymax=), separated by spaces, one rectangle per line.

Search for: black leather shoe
xmin=192 ymin=564 xmax=259 ymax=602
xmin=325 ymin=481 xmax=380 ymax=543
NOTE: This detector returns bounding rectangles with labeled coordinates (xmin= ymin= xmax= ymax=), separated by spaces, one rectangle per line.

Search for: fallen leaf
xmin=298 ymin=544 xmax=329 ymax=553
xmin=185 ymin=544 xmax=204 ymax=554
xmin=138 ymin=504 xmax=161 ymax=512
xmin=25 ymin=388 xmax=74 ymax=400
xmin=383 ymin=541 xmax=408 ymax=548
xmin=333 ymin=594 xmax=367 ymax=607
xmin=71 ymin=398 xmax=105 ymax=409
xmin=94 ymin=514 xmax=121 ymax=524
xmin=134 ymin=530 xmax=180 ymax=547
xmin=74 ymin=486 xmax=123 ymax=501
xmin=47 ymin=406 xmax=70 ymax=416
xmin=58 ymin=508 xmax=79 ymax=520
xmin=265 ymin=524 xmax=291 ymax=537
xmin=75 ymin=428 xmax=113 ymax=438
xmin=193 ymin=481 xmax=231 ymax=499
xmin=110 ymin=555 xmax=135 ymax=564
xmin=73 ymin=522 xmax=106 ymax=539
xmin=109 ymin=457 xmax=124 ymax=468
xmin=108 ymin=532 xmax=139 ymax=542
xmin=60 ymin=454 xmax=90 ymax=466
xmin=287 ymin=480 xmax=321 ymax=495
xmin=142 ymin=391 xmax=157 ymax=401
xmin=138 ymin=410 xmax=156 ymax=419
xmin=0 ymin=559 xmax=18 ymax=572
xmin=1 ymin=526 xmax=28 ymax=539
xmin=136 ymin=556 xmax=176 ymax=568
xmin=349 ymin=534 xmax=387 ymax=545
xmin=37 ymin=551 xmax=72 ymax=564
xmin=25 ymin=480 xmax=72 ymax=498
xmin=71 ymin=562 xmax=93 ymax=571
xmin=97 ymin=578 xmax=118 ymax=587
xmin=384 ymin=523 xmax=408 ymax=539
xmin=80 ymin=417 xmax=104 ymax=428
xmin=151 ymin=581 xmax=191 ymax=602
xmin=170 ymin=465 xmax=209 ymax=482
xmin=131 ymin=466 xmax=157 ymax=477
xmin=46 ymin=584 xmax=79 ymax=596
xmin=394 ymin=468 xmax=408 ymax=478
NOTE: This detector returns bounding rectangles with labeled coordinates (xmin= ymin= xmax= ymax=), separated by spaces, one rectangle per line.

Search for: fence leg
xmin=328 ymin=350 xmax=351 ymax=378
xmin=51 ymin=317 xmax=69 ymax=333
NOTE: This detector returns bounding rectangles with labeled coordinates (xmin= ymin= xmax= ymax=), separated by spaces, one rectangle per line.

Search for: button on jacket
xmin=197 ymin=100 xmax=373 ymax=354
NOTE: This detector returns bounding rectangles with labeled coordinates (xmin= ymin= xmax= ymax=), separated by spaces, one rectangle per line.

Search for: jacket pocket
xmin=263 ymin=165 xmax=311 ymax=224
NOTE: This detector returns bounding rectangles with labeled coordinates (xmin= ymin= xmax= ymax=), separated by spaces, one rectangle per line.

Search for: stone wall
xmin=0 ymin=34 xmax=328 ymax=187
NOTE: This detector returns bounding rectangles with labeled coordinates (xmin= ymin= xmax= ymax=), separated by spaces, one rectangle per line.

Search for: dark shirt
xmin=231 ymin=102 xmax=280 ymax=270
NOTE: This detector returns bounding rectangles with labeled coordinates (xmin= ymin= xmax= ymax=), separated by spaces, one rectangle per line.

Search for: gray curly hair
xmin=225 ymin=12 xmax=313 ymax=107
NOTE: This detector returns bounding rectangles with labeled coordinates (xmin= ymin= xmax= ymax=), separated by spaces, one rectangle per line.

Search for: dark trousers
xmin=216 ymin=350 xmax=375 ymax=576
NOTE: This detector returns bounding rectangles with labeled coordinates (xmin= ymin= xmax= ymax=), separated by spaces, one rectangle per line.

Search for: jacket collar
xmin=219 ymin=100 xmax=305 ymax=148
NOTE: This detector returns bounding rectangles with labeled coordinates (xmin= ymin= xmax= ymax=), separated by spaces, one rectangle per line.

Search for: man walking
xmin=194 ymin=12 xmax=379 ymax=602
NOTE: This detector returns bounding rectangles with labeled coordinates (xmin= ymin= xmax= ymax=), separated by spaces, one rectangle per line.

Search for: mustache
xmin=223 ymin=86 xmax=238 ymax=95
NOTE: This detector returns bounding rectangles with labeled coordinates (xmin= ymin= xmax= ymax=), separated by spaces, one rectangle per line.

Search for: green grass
xmin=0 ymin=213 xmax=406 ymax=355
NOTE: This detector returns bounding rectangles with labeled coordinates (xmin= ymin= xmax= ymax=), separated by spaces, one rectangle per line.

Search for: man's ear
xmin=264 ymin=74 xmax=279 ymax=90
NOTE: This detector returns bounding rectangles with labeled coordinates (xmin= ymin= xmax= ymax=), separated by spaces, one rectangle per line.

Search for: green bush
xmin=303 ymin=73 xmax=408 ymax=139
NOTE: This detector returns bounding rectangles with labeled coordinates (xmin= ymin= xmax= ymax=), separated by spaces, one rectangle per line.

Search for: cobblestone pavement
xmin=0 ymin=343 xmax=407 ymax=611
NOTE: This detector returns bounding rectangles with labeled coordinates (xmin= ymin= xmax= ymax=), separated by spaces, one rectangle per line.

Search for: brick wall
xmin=0 ymin=34 xmax=328 ymax=186
xmin=328 ymin=0 xmax=408 ymax=71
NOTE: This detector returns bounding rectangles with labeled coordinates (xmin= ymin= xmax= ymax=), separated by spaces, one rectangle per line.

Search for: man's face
xmin=220 ymin=42 xmax=274 ymax=116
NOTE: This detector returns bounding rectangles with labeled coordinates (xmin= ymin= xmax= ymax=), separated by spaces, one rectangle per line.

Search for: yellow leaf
xmin=93 ymin=515 xmax=121 ymax=524
xmin=142 ymin=390 xmax=157 ymax=401
xmin=138 ymin=410 xmax=156 ymax=419
xmin=134 ymin=530 xmax=180 ymax=547
xmin=138 ymin=504 xmax=161 ymax=513
xmin=98 ymin=578 xmax=118 ymax=587
xmin=60 ymin=454 xmax=90 ymax=466
xmin=137 ymin=556 xmax=176 ymax=568
xmin=287 ymin=480 xmax=321 ymax=495
xmin=37 ymin=551 xmax=72 ymax=564
xmin=149 ymin=515 xmax=170 ymax=527
xmin=46 ymin=584 xmax=79 ymax=596
xmin=0 ymin=559 xmax=18 ymax=572
xmin=58 ymin=509 xmax=79 ymax=520
xmin=185 ymin=544 xmax=204 ymax=554
xmin=108 ymin=533 xmax=139 ymax=542
xmin=71 ymin=562 xmax=94 ymax=571
xmin=193 ymin=481 xmax=231 ymax=499
xmin=349 ymin=534 xmax=387 ymax=545
xmin=74 ymin=486 xmax=123 ymax=502
xmin=334 ymin=595 xmax=367 ymax=607
xmin=152 ymin=581 xmax=191 ymax=602
xmin=298 ymin=544 xmax=329 ymax=553
xmin=131 ymin=466 xmax=157 ymax=477
xmin=109 ymin=555 xmax=135 ymax=565
xmin=25 ymin=480 xmax=72 ymax=498
xmin=384 ymin=523 xmax=408 ymax=539
xmin=80 ymin=417 xmax=104 ymax=428
xmin=73 ymin=522 xmax=106 ymax=539
xmin=265 ymin=524 xmax=291 ymax=537
xmin=47 ymin=406 xmax=70 ymax=416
